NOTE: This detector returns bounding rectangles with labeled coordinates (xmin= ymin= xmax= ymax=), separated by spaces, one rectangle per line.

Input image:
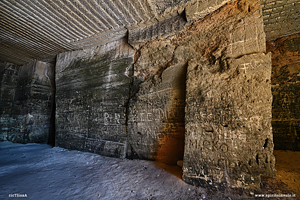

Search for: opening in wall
xmin=155 ymin=63 xmax=187 ymax=179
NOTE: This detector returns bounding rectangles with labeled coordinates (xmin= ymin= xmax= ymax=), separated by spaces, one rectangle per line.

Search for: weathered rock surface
xmin=0 ymin=60 xmax=54 ymax=144
xmin=11 ymin=61 xmax=54 ymax=143
xmin=127 ymin=62 xmax=186 ymax=163
xmin=129 ymin=0 xmax=275 ymax=192
xmin=267 ymin=33 xmax=300 ymax=151
xmin=55 ymin=39 xmax=135 ymax=158
xmin=181 ymin=0 xmax=275 ymax=192
xmin=128 ymin=0 xmax=232 ymax=49
xmin=185 ymin=0 xmax=230 ymax=21
xmin=0 ymin=62 xmax=19 ymax=141
xmin=0 ymin=0 xmax=293 ymax=193
xmin=184 ymin=53 xmax=275 ymax=192
xmin=261 ymin=0 xmax=300 ymax=41
xmin=128 ymin=14 xmax=190 ymax=49
xmin=133 ymin=41 xmax=176 ymax=80
xmin=53 ymin=0 xmax=275 ymax=192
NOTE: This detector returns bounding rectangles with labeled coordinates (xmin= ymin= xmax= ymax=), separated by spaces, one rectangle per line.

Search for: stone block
xmin=183 ymin=53 xmax=276 ymax=191
xmin=0 ymin=61 xmax=19 ymax=141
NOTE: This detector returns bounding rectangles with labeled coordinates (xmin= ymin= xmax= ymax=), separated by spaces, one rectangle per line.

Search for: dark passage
xmin=48 ymin=100 xmax=56 ymax=147
xmin=155 ymin=63 xmax=188 ymax=178
xmin=48 ymin=64 xmax=56 ymax=147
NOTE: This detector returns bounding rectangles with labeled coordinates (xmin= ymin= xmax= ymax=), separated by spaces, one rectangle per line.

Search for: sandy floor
xmin=0 ymin=142 xmax=299 ymax=200
xmin=260 ymin=150 xmax=300 ymax=199
xmin=274 ymin=150 xmax=300 ymax=196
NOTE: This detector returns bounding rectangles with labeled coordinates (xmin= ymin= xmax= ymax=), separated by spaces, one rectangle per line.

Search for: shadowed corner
xmin=155 ymin=160 xmax=184 ymax=180
xmin=47 ymin=59 xmax=56 ymax=147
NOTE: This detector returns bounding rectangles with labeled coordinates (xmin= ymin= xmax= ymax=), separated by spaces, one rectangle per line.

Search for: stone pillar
xmin=184 ymin=53 xmax=275 ymax=191
xmin=182 ymin=0 xmax=276 ymax=192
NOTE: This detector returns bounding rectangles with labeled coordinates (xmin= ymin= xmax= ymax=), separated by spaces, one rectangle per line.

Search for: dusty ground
xmin=260 ymin=150 xmax=300 ymax=199
xmin=0 ymin=142 xmax=299 ymax=200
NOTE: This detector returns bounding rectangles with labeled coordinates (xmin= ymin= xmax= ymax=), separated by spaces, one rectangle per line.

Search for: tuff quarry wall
xmin=268 ymin=33 xmax=300 ymax=151
xmin=127 ymin=57 xmax=186 ymax=164
xmin=0 ymin=60 xmax=54 ymax=143
xmin=53 ymin=0 xmax=275 ymax=192
xmin=129 ymin=0 xmax=275 ymax=192
xmin=3 ymin=0 xmax=300 ymax=193
xmin=55 ymin=39 xmax=135 ymax=158
xmin=0 ymin=61 xmax=19 ymax=141
xmin=184 ymin=53 xmax=275 ymax=191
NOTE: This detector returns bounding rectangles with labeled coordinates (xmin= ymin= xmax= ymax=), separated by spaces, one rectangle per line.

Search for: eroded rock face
xmin=267 ymin=33 xmax=300 ymax=151
xmin=127 ymin=63 xmax=186 ymax=163
xmin=0 ymin=62 xmax=19 ymax=141
xmin=0 ymin=0 xmax=279 ymax=192
xmin=55 ymin=39 xmax=135 ymax=158
xmin=130 ymin=0 xmax=275 ymax=191
xmin=127 ymin=0 xmax=232 ymax=49
xmin=12 ymin=61 xmax=54 ymax=143
xmin=128 ymin=14 xmax=190 ymax=49
xmin=134 ymin=41 xmax=176 ymax=80
xmin=185 ymin=0 xmax=230 ymax=21
xmin=184 ymin=53 xmax=275 ymax=191
xmin=54 ymin=0 xmax=275 ymax=192
xmin=0 ymin=60 xmax=54 ymax=143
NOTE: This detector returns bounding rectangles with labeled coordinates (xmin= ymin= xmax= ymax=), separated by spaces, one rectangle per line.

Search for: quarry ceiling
xmin=0 ymin=0 xmax=299 ymax=65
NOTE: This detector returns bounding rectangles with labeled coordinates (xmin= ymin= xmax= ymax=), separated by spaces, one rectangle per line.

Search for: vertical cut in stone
xmin=55 ymin=39 xmax=134 ymax=158
xmin=127 ymin=62 xmax=186 ymax=164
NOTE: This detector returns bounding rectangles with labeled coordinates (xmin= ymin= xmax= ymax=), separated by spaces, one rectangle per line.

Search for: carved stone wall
xmin=55 ymin=39 xmax=135 ymax=158
xmin=180 ymin=0 xmax=276 ymax=192
xmin=0 ymin=0 xmax=290 ymax=192
xmin=127 ymin=62 xmax=186 ymax=163
xmin=127 ymin=0 xmax=276 ymax=191
xmin=0 ymin=61 xmax=19 ymax=141
xmin=267 ymin=33 xmax=300 ymax=151
xmin=0 ymin=60 xmax=54 ymax=143
xmin=53 ymin=0 xmax=275 ymax=192
xmin=185 ymin=53 xmax=275 ymax=191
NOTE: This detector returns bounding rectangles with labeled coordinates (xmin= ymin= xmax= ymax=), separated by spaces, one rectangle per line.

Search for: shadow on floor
xmin=154 ymin=161 xmax=183 ymax=179
xmin=260 ymin=150 xmax=300 ymax=198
